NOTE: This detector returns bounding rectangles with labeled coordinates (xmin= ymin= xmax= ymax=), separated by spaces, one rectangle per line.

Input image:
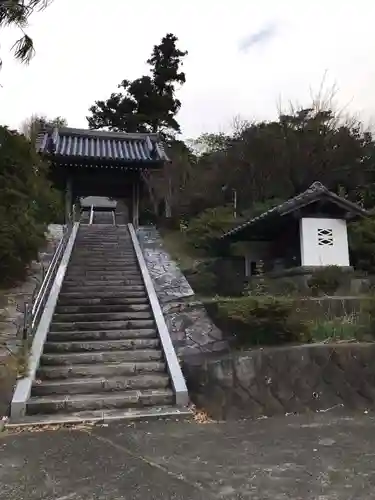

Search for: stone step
xmin=70 ymin=257 xmax=137 ymax=263
xmin=64 ymin=271 xmax=142 ymax=279
xmin=37 ymin=360 xmax=166 ymax=379
xmin=43 ymin=338 xmax=160 ymax=353
xmin=76 ymin=230 xmax=128 ymax=232
xmin=27 ymin=388 xmax=174 ymax=415
xmin=74 ymin=241 xmax=132 ymax=245
xmin=75 ymin=238 xmax=131 ymax=241
xmin=69 ymin=263 xmax=138 ymax=269
xmin=53 ymin=311 xmax=152 ymax=323
xmin=57 ymin=296 xmax=149 ymax=306
xmin=58 ymin=291 xmax=148 ymax=300
xmin=72 ymin=248 xmax=134 ymax=253
xmin=47 ymin=328 xmax=157 ymax=342
xmin=74 ymin=249 xmax=133 ymax=252
xmin=55 ymin=303 xmax=150 ymax=314
xmin=32 ymin=373 xmax=170 ymax=396
xmin=72 ymin=245 xmax=134 ymax=249
xmin=74 ymin=239 xmax=132 ymax=241
xmin=73 ymin=247 xmax=133 ymax=252
xmin=74 ymin=238 xmax=132 ymax=241
xmin=14 ymin=406 xmax=191 ymax=427
xmin=50 ymin=319 xmax=155 ymax=332
xmin=69 ymin=257 xmax=138 ymax=269
xmin=41 ymin=349 xmax=163 ymax=365
xmin=61 ymin=285 xmax=145 ymax=294
xmin=67 ymin=265 xmax=140 ymax=272
xmin=63 ymin=278 xmax=144 ymax=287
xmin=71 ymin=253 xmax=136 ymax=258
xmin=73 ymin=246 xmax=132 ymax=250
xmin=76 ymin=231 xmax=129 ymax=235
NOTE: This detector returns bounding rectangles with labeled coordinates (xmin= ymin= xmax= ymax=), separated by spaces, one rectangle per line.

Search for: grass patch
xmin=307 ymin=315 xmax=366 ymax=342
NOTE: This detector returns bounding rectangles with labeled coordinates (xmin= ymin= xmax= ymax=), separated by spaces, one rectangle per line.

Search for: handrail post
xmin=89 ymin=205 xmax=94 ymax=225
xmin=23 ymin=302 xmax=30 ymax=341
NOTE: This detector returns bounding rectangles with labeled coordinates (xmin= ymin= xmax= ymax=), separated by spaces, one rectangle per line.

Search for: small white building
xmin=219 ymin=182 xmax=369 ymax=276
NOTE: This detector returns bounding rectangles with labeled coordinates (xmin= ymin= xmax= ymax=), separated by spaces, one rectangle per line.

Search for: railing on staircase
xmin=22 ymin=210 xmax=76 ymax=342
xmin=89 ymin=204 xmax=94 ymax=225
xmin=128 ymin=223 xmax=189 ymax=407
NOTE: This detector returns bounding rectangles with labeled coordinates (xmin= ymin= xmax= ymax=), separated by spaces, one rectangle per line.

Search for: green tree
xmin=0 ymin=1 xmax=53 ymax=68
xmin=0 ymin=125 xmax=62 ymax=285
xmin=87 ymin=33 xmax=187 ymax=137
xmin=179 ymin=106 xmax=375 ymax=220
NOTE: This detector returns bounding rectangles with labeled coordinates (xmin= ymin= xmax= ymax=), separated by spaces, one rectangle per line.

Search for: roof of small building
xmin=36 ymin=127 xmax=169 ymax=164
xmin=220 ymin=181 xmax=369 ymax=240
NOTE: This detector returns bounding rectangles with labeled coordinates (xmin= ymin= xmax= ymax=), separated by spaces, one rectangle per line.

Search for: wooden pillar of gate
xmin=65 ymin=176 xmax=73 ymax=224
xmin=132 ymin=179 xmax=140 ymax=229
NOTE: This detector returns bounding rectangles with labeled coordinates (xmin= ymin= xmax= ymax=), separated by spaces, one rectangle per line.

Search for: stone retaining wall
xmin=184 ymin=342 xmax=375 ymax=419
xmin=136 ymin=226 xmax=227 ymax=358
xmin=0 ymin=224 xmax=63 ymax=416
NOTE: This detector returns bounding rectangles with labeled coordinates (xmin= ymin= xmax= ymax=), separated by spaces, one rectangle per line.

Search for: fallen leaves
xmin=190 ymin=404 xmax=214 ymax=424
xmin=4 ymin=420 xmax=108 ymax=434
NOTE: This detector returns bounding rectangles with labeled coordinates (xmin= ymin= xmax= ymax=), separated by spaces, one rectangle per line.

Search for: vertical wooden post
xmin=65 ymin=176 xmax=72 ymax=224
xmin=132 ymin=179 xmax=140 ymax=228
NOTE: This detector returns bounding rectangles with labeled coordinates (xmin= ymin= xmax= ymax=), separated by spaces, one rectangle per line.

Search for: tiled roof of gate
xmin=36 ymin=127 xmax=169 ymax=163
xmin=220 ymin=182 xmax=369 ymax=240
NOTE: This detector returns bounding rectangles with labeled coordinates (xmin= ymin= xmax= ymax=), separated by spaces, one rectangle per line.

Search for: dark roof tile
xmin=220 ymin=182 xmax=369 ymax=240
xmin=36 ymin=127 xmax=169 ymax=163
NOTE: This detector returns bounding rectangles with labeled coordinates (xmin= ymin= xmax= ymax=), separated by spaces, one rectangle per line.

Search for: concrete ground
xmin=1 ymin=412 xmax=375 ymax=499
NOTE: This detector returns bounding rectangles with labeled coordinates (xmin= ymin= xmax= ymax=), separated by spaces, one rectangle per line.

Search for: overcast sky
xmin=0 ymin=0 xmax=374 ymax=138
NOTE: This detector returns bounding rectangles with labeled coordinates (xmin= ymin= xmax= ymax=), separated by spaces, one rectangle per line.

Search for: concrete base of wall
xmin=184 ymin=343 xmax=375 ymax=420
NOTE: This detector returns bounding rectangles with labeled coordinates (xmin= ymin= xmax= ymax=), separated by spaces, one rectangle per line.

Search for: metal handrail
xmin=89 ymin=204 xmax=94 ymax=225
xmin=22 ymin=214 xmax=76 ymax=341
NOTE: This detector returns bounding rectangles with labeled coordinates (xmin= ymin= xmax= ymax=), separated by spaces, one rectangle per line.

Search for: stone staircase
xmin=92 ymin=210 xmax=114 ymax=224
xmin=26 ymin=224 xmax=181 ymax=421
xmin=80 ymin=210 xmax=90 ymax=224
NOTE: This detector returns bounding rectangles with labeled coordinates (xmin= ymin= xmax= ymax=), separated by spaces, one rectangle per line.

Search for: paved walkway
xmin=1 ymin=412 xmax=375 ymax=499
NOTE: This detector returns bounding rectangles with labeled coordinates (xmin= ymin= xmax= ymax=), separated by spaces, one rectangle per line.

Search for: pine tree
xmin=87 ymin=33 xmax=187 ymax=138
xmin=0 ymin=1 xmax=53 ymax=68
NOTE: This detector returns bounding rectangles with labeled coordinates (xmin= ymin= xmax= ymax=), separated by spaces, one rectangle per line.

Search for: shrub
xmin=272 ymin=277 xmax=300 ymax=296
xmin=246 ymin=275 xmax=300 ymax=297
xmin=185 ymin=258 xmax=246 ymax=297
xmin=348 ymin=216 xmax=375 ymax=272
xmin=211 ymin=295 xmax=308 ymax=347
xmin=307 ymin=266 xmax=345 ymax=296
xmin=185 ymin=205 xmax=237 ymax=252
xmin=360 ymin=295 xmax=375 ymax=337
xmin=184 ymin=261 xmax=218 ymax=296
xmin=0 ymin=126 xmax=62 ymax=285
